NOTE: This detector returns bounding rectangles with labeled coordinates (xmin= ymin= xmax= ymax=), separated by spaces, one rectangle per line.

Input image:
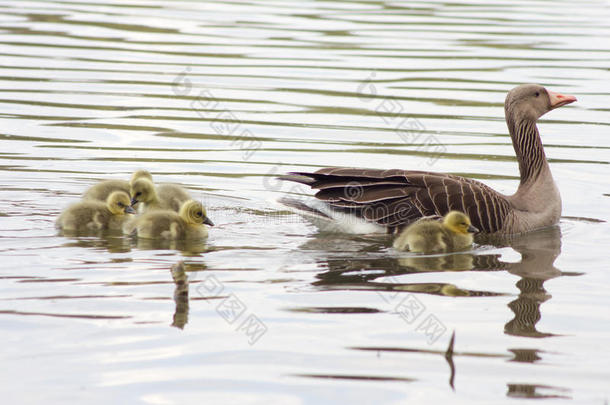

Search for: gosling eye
xmin=535 ymin=91 xmax=540 ymax=97
xmin=196 ymin=211 xmax=203 ymax=217
xmin=117 ymin=202 xmax=124 ymax=208
xmin=135 ymin=192 xmax=142 ymax=197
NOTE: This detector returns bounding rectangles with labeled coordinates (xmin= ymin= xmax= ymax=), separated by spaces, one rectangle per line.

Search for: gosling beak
xmin=548 ymin=90 xmax=577 ymax=109
xmin=124 ymin=206 xmax=136 ymax=214
xmin=130 ymin=198 xmax=138 ymax=206
xmin=203 ymin=216 xmax=214 ymax=226
xmin=467 ymin=225 xmax=479 ymax=233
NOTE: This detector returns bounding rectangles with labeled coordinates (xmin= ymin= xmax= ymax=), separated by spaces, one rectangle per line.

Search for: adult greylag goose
xmin=82 ymin=170 xmax=152 ymax=201
xmin=281 ymin=84 xmax=576 ymax=235
xmin=393 ymin=211 xmax=478 ymax=253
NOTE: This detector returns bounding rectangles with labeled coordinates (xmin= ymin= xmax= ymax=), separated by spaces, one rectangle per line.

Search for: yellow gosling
xmin=123 ymin=200 xmax=214 ymax=240
xmin=130 ymin=178 xmax=194 ymax=213
xmin=393 ymin=211 xmax=478 ymax=254
xmin=130 ymin=170 xmax=153 ymax=184
xmin=130 ymin=177 xmax=162 ymax=212
xmin=82 ymin=170 xmax=152 ymax=201
xmin=57 ymin=191 xmax=135 ymax=232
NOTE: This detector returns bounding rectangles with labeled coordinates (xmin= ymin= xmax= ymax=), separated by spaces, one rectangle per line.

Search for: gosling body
xmin=156 ymin=184 xmax=193 ymax=213
xmin=394 ymin=211 xmax=477 ymax=253
xmin=82 ymin=170 xmax=152 ymax=201
xmin=57 ymin=191 xmax=135 ymax=232
xmin=124 ymin=200 xmax=213 ymax=240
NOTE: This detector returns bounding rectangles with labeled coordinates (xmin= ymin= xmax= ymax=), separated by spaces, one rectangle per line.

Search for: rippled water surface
xmin=1 ymin=0 xmax=609 ymax=403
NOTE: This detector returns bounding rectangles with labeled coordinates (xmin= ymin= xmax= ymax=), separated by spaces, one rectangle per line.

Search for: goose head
xmin=130 ymin=178 xmax=156 ymax=206
xmin=130 ymin=169 xmax=153 ymax=186
xmin=107 ymin=191 xmax=136 ymax=215
xmin=179 ymin=200 xmax=214 ymax=226
xmin=505 ymin=84 xmax=576 ymax=123
xmin=443 ymin=211 xmax=478 ymax=235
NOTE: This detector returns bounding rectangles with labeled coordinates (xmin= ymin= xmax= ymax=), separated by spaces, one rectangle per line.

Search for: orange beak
xmin=548 ymin=90 xmax=577 ymax=109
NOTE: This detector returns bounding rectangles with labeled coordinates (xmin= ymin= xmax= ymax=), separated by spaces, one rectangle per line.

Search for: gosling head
xmin=107 ymin=191 xmax=136 ymax=215
xmin=443 ymin=211 xmax=478 ymax=235
xmin=179 ymin=200 xmax=214 ymax=226
xmin=505 ymin=84 xmax=576 ymax=122
xmin=130 ymin=170 xmax=153 ymax=186
xmin=130 ymin=178 xmax=156 ymax=206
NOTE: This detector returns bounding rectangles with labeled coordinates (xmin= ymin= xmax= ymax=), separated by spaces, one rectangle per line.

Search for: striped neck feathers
xmin=507 ymin=116 xmax=547 ymax=186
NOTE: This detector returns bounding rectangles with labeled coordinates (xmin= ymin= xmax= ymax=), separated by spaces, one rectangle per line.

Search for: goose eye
xmin=196 ymin=211 xmax=203 ymax=217
xmin=117 ymin=202 xmax=124 ymax=208
xmin=535 ymin=91 xmax=540 ymax=97
xmin=135 ymin=192 xmax=142 ymax=197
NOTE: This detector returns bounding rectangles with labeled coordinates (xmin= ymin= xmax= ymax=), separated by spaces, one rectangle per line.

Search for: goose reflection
xmin=487 ymin=225 xmax=580 ymax=339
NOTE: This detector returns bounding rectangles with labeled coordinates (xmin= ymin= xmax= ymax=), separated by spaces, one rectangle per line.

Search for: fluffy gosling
xmin=393 ymin=211 xmax=478 ymax=254
xmin=123 ymin=200 xmax=214 ymax=240
xmin=130 ymin=178 xmax=194 ymax=213
xmin=57 ymin=191 xmax=136 ymax=232
xmin=82 ymin=170 xmax=152 ymax=201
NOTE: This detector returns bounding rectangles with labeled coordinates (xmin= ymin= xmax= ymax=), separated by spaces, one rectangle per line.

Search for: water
xmin=1 ymin=0 xmax=609 ymax=403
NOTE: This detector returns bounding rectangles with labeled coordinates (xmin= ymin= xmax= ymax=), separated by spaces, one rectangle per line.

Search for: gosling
xmin=57 ymin=191 xmax=136 ymax=232
xmin=130 ymin=178 xmax=193 ymax=213
xmin=82 ymin=170 xmax=152 ymax=201
xmin=123 ymin=200 xmax=214 ymax=240
xmin=393 ymin=211 xmax=478 ymax=254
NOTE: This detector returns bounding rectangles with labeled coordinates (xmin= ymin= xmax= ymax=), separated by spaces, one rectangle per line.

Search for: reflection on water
xmin=508 ymin=348 xmax=543 ymax=364
xmin=59 ymin=231 xmax=211 ymax=255
xmin=59 ymin=232 xmax=133 ymax=254
xmin=506 ymin=383 xmax=571 ymax=400
xmin=498 ymin=226 xmax=582 ymax=338
xmin=170 ymin=261 xmax=189 ymax=329
xmin=129 ymin=236 xmax=211 ymax=256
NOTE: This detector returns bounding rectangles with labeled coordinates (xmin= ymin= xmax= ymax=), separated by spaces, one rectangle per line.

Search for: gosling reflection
xmin=59 ymin=232 xmax=132 ymax=254
xmin=397 ymin=251 xmax=505 ymax=273
xmin=170 ymin=262 xmax=189 ymax=329
xmin=313 ymin=252 xmax=507 ymax=298
xmin=133 ymin=237 xmax=209 ymax=256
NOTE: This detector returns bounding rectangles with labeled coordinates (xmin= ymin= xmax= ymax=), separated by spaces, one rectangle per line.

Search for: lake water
xmin=1 ymin=0 xmax=609 ymax=403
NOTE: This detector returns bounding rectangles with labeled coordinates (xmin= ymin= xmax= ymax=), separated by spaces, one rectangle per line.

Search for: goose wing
xmin=284 ymin=168 xmax=511 ymax=233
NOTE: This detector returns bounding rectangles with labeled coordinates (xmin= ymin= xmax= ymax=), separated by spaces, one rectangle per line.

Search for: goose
xmin=123 ymin=200 xmax=214 ymax=240
xmin=393 ymin=211 xmax=478 ymax=253
xmin=57 ymin=191 xmax=136 ymax=231
xmin=280 ymin=84 xmax=576 ymax=235
xmin=82 ymin=170 xmax=152 ymax=201
xmin=130 ymin=178 xmax=193 ymax=213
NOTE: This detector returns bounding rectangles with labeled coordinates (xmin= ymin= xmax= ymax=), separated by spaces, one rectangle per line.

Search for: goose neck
xmin=508 ymin=117 xmax=548 ymax=186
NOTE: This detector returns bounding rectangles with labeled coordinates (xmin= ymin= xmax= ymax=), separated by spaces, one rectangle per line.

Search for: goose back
xmin=287 ymin=168 xmax=511 ymax=234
